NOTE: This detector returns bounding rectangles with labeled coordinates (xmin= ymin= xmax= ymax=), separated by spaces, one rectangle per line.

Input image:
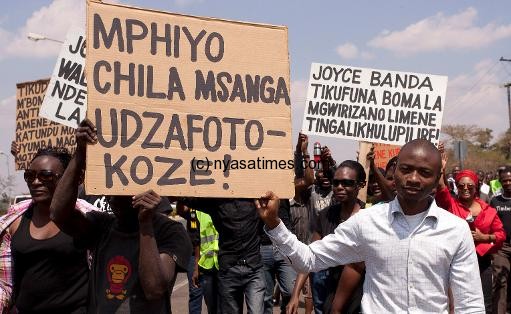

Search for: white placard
xmin=302 ymin=63 xmax=448 ymax=145
xmin=40 ymin=27 xmax=86 ymax=128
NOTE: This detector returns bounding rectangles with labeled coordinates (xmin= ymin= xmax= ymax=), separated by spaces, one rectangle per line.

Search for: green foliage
xmin=442 ymin=124 xmax=493 ymax=149
xmin=442 ymin=124 xmax=509 ymax=173
xmin=0 ymin=199 xmax=8 ymax=216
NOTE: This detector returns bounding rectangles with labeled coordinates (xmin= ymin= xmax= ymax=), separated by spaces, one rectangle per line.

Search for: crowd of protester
xmin=2 ymin=119 xmax=511 ymax=313
xmin=180 ymin=134 xmax=511 ymax=314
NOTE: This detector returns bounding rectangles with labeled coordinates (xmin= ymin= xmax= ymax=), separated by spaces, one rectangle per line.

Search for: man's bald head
xmin=393 ymin=139 xmax=442 ymax=208
xmin=397 ymin=139 xmax=442 ymax=177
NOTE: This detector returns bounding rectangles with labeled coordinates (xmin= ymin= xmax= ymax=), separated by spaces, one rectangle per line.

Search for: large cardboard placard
xmin=15 ymin=79 xmax=76 ymax=170
xmin=302 ymin=63 xmax=448 ymax=146
xmin=40 ymin=27 xmax=87 ymax=128
xmin=85 ymin=1 xmax=293 ymax=197
xmin=373 ymin=143 xmax=400 ymax=170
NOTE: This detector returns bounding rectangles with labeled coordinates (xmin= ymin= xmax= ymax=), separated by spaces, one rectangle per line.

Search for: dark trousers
xmin=218 ymin=264 xmax=265 ymax=314
xmin=493 ymin=243 xmax=511 ymax=314
xmin=187 ymin=255 xmax=203 ymax=314
xmin=479 ymin=255 xmax=493 ymax=314
xmin=200 ymin=267 xmax=222 ymax=314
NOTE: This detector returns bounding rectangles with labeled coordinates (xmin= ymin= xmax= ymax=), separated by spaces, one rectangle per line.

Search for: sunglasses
xmin=332 ymin=179 xmax=358 ymax=188
xmin=24 ymin=170 xmax=61 ymax=184
xmin=456 ymin=183 xmax=475 ymax=190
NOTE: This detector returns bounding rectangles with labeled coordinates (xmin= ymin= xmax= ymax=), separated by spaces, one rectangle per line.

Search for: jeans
xmin=187 ymin=255 xmax=203 ymax=314
xmin=493 ymin=243 xmax=511 ymax=314
xmin=200 ymin=267 xmax=222 ymax=314
xmin=310 ymin=269 xmax=329 ymax=314
xmin=260 ymin=245 xmax=297 ymax=314
xmin=218 ymin=264 xmax=265 ymax=314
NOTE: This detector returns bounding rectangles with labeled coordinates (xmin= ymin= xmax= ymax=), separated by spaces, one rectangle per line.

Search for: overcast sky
xmin=1 ymin=0 xmax=511 ymax=194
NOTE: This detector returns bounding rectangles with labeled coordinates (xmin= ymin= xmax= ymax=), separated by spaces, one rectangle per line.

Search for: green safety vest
xmin=196 ymin=211 xmax=219 ymax=270
xmin=490 ymin=179 xmax=502 ymax=195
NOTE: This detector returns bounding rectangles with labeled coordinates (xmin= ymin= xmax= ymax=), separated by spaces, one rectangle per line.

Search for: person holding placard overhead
xmin=256 ymin=139 xmax=485 ymax=313
xmin=50 ymin=119 xmax=192 ymax=314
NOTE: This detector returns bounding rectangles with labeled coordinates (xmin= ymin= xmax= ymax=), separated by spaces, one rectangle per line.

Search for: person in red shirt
xmin=436 ymin=153 xmax=505 ymax=313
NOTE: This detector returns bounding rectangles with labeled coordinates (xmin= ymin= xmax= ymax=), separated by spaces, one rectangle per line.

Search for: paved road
xmin=169 ymin=216 xmax=307 ymax=313
xmin=171 ymin=272 xmax=308 ymax=314
xmin=171 ymin=272 xmax=204 ymax=313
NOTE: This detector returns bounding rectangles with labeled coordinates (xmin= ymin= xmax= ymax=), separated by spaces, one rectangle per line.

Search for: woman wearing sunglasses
xmin=436 ymin=153 xmax=505 ymax=313
xmin=0 ymin=147 xmax=97 ymax=314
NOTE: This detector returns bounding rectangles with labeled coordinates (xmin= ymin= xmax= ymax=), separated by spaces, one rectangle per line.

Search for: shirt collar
xmin=289 ymin=198 xmax=304 ymax=207
xmin=0 ymin=200 xmax=32 ymax=232
xmin=388 ymin=196 xmax=440 ymax=225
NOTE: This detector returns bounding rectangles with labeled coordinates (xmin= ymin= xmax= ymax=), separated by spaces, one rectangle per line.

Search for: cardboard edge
xmin=308 ymin=62 xmax=449 ymax=79
xmin=16 ymin=78 xmax=51 ymax=89
xmin=87 ymin=0 xmax=288 ymax=31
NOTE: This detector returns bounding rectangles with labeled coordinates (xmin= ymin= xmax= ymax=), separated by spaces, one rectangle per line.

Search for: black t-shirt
xmin=77 ymin=186 xmax=172 ymax=215
xmin=311 ymin=201 xmax=365 ymax=314
xmin=183 ymin=198 xmax=262 ymax=270
xmin=312 ymin=200 xmax=365 ymax=238
xmin=11 ymin=206 xmax=89 ymax=314
xmin=491 ymin=195 xmax=511 ymax=242
xmin=81 ymin=212 xmax=191 ymax=314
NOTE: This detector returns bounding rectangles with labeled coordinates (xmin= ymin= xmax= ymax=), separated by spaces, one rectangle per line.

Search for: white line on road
xmin=172 ymin=279 xmax=188 ymax=292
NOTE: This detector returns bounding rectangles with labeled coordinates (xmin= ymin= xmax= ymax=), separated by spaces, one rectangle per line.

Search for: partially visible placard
xmin=373 ymin=143 xmax=400 ymax=169
xmin=15 ymin=79 xmax=76 ymax=170
xmin=40 ymin=27 xmax=86 ymax=128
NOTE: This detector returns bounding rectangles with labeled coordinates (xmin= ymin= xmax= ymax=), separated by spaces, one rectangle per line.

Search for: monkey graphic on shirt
xmin=106 ymin=255 xmax=132 ymax=300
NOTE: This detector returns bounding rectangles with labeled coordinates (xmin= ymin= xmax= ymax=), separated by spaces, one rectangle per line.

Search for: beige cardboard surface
xmin=15 ymin=79 xmax=76 ymax=170
xmin=357 ymin=141 xmax=372 ymax=203
xmin=85 ymin=1 xmax=293 ymax=197
xmin=373 ymin=143 xmax=400 ymax=170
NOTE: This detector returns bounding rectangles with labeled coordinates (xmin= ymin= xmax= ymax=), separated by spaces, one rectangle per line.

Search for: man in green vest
xmin=192 ymin=210 xmax=221 ymax=314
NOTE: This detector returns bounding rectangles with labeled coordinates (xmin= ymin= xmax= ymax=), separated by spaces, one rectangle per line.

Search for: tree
xmin=473 ymin=128 xmax=493 ymax=149
xmin=0 ymin=174 xmax=15 ymax=213
xmin=442 ymin=124 xmax=478 ymax=144
xmin=492 ymin=128 xmax=511 ymax=159
xmin=441 ymin=124 xmax=508 ymax=174
xmin=442 ymin=124 xmax=493 ymax=149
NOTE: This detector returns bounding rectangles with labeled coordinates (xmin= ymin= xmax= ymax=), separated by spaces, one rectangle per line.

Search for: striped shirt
xmin=289 ymin=198 xmax=312 ymax=244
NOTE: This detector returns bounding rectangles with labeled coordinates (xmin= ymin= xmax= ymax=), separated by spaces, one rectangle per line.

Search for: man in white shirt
xmin=256 ymin=139 xmax=484 ymax=313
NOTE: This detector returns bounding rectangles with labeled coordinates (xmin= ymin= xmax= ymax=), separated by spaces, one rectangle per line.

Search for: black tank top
xmin=10 ymin=206 xmax=88 ymax=314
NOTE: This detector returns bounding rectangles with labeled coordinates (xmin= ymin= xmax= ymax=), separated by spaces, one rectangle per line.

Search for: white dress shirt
xmin=266 ymin=197 xmax=484 ymax=313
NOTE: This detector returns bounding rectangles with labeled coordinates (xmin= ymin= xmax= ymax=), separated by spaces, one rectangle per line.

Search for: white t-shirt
xmin=480 ymin=183 xmax=490 ymax=195
xmin=404 ymin=210 xmax=428 ymax=231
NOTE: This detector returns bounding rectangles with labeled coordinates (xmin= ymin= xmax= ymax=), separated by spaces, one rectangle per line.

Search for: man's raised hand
xmin=133 ymin=189 xmax=162 ymax=222
xmin=255 ymin=191 xmax=280 ymax=230
xmin=296 ymin=132 xmax=308 ymax=155
xmin=10 ymin=141 xmax=18 ymax=158
xmin=76 ymin=119 xmax=98 ymax=149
